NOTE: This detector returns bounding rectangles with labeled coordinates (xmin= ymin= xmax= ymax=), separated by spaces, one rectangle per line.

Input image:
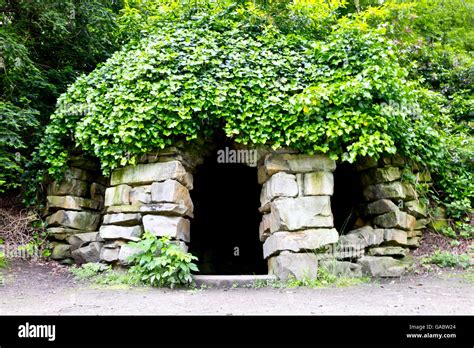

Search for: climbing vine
xmin=40 ymin=9 xmax=437 ymax=180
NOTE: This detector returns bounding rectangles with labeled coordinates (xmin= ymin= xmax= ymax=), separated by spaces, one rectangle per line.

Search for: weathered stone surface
xmin=142 ymin=215 xmax=190 ymax=242
xmin=103 ymin=213 xmax=142 ymax=226
xmin=303 ymin=171 xmax=334 ymax=196
xmin=415 ymin=218 xmax=429 ymax=230
xmin=355 ymin=157 xmax=378 ymax=171
xmin=129 ymin=185 xmax=152 ymax=204
xmin=361 ymin=166 xmax=401 ymax=186
xmin=407 ymin=229 xmax=422 ymax=238
xmin=428 ymin=206 xmax=448 ymax=231
xmin=51 ymin=243 xmax=71 ymax=260
xmin=264 ymin=153 xmax=336 ymax=176
xmin=100 ymin=247 xmax=119 ymax=262
xmin=402 ymin=183 xmax=417 ymax=200
xmin=118 ymin=244 xmax=142 ymax=265
xmin=104 ymin=184 xmax=131 ymax=207
xmin=110 ymin=161 xmax=192 ymax=189
xmin=65 ymin=167 xmax=93 ymax=182
xmin=103 ymin=240 xmax=127 ymax=249
xmin=269 ymin=196 xmax=333 ymax=232
xmin=71 ymin=242 xmax=103 ymax=264
xmin=373 ymin=211 xmax=416 ymax=230
xmin=406 ymin=237 xmax=421 ymax=248
xmin=404 ymin=200 xmax=427 ymax=219
xmin=379 ymin=155 xmax=405 ymax=167
xmin=363 ymin=182 xmax=405 ymax=201
xmin=47 ymin=195 xmax=101 ymax=211
xmin=257 ymin=165 xmax=269 ymax=184
xmin=332 ymin=243 xmax=365 ymax=260
xmin=47 ymin=227 xmax=88 ymax=236
xmin=366 ymin=199 xmax=399 ymax=216
xmin=320 ymin=260 xmax=362 ymax=277
xmin=106 ymin=203 xmax=192 ymax=217
xmin=46 ymin=210 xmax=100 ymax=231
xmin=260 ymin=172 xmax=298 ymax=209
xmin=68 ymin=155 xmax=100 ymax=171
xmin=47 ymin=177 xmax=88 ymax=197
xmin=357 ymin=256 xmax=406 ymax=277
xmin=342 ymin=226 xmax=384 ymax=248
xmin=150 ymin=180 xmax=193 ymax=213
xmin=367 ymin=246 xmax=407 ymax=258
xmin=67 ymin=232 xmax=100 ymax=250
xmin=268 ymin=251 xmax=319 ymax=280
xmin=90 ymin=182 xmax=106 ymax=202
xmin=383 ymin=229 xmax=408 ymax=246
xmin=99 ymin=225 xmax=143 ymax=241
xmin=259 ymin=214 xmax=271 ymax=242
xmin=263 ymin=229 xmax=338 ymax=258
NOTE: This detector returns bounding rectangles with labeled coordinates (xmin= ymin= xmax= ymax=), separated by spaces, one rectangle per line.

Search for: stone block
xmin=106 ymin=203 xmax=192 ymax=218
xmin=402 ymin=183 xmax=417 ymax=200
xmin=118 ymin=244 xmax=143 ymax=265
xmin=264 ymin=153 xmax=336 ymax=176
xmin=142 ymin=215 xmax=190 ymax=242
xmin=403 ymin=200 xmax=427 ymax=219
xmin=102 ymin=213 xmax=142 ymax=226
xmin=67 ymin=232 xmax=100 ymax=250
xmin=269 ymin=196 xmax=333 ymax=232
xmin=268 ymin=251 xmax=319 ymax=280
xmin=319 ymin=260 xmax=362 ymax=277
xmin=90 ymin=182 xmax=106 ymax=202
xmin=46 ymin=210 xmax=100 ymax=231
xmin=260 ymin=172 xmax=298 ymax=209
xmin=361 ymin=166 xmax=401 ymax=186
xmin=104 ymin=184 xmax=131 ymax=207
xmin=263 ymin=229 xmax=338 ymax=258
xmin=365 ymin=199 xmax=399 ymax=215
xmin=150 ymin=180 xmax=193 ymax=213
xmin=383 ymin=229 xmax=408 ymax=246
xmin=47 ymin=177 xmax=88 ymax=197
xmin=71 ymin=242 xmax=103 ymax=264
xmin=259 ymin=214 xmax=271 ymax=242
xmin=65 ymin=167 xmax=93 ymax=182
xmin=373 ymin=211 xmax=416 ymax=230
xmin=129 ymin=185 xmax=152 ymax=204
xmin=406 ymin=237 xmax=421 ymax=248
xmin=367 ymin=246 xmax=407 ymax=258
xmin=47 ymin=195 xmax=101 ymax=211
xmin=100 ymin=247 xmax=120 ymax=262
xmin=303 ymin=171 xmax=334 ymax=196
xmin=51 ymin=243 xmax=71 ymax=260
xmin=110 ymin=161 xmax=192 ymax=189
xmin=363 ymin=182 xmax=405 ymax=201
xmin=415 ymin=218 xmax=429 ymax=230
xmin=99 ymin=225 xmax=143 ymax=241
xmin=357 ymin=256 xmax=406 ymax=277
xmin=355 ymin=157 xmax=378 ymax=171
xmin=343 ymin=226 xmax=384 ymax=248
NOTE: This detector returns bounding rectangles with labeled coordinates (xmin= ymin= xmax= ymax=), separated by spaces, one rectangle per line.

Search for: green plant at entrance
xmin=127 ymin=232 xmax=199 ymax=288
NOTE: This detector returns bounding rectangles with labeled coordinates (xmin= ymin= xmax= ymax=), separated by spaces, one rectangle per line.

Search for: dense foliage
xmin=0 ymin=0 xmax=122 ymax=194
xmin=1 ymin=0 xmax=472 ymax=224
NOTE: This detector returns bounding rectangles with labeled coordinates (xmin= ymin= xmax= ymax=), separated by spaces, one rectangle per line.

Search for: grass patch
xmin=69 ymin=263 xmax=140 ymax=287
xmin=421 ymin=250 xmax=471 ymax=269
xmin=250 ymin=268 xmax=370 ymax=289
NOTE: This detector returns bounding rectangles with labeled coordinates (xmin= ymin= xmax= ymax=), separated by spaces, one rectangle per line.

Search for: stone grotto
xmin=42 ymin=141 xmax=433 ymax=280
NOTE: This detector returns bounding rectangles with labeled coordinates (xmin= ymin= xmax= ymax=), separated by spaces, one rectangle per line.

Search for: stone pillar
xmin=258 ymin=153 xmax=338 ymax=280
xmin=99 ymin=148 xmax=197 ymax=266
xmin=45 ymin=159 xmax=106 ymax=265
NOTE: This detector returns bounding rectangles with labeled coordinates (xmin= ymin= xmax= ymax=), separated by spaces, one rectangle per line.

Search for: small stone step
xmin=193 ymin=275 xmax=277 ymax=287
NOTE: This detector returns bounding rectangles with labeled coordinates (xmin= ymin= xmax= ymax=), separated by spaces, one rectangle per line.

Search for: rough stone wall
xmin=257 ymin=153 xmax=339 ymax=280
xmin=44 ymin=159 xmax=107 ymax=265
xmin=98 ymin=148 xmax=197 ymax=266
xmin=334 ymin=155 xmax=432 ymax=277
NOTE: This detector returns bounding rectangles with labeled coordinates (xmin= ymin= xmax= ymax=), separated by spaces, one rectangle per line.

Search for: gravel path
xmin=0 ymin=261 xmax=472 ymax=315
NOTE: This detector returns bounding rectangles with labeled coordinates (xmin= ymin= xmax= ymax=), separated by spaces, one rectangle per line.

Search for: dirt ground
xmin=0 ymin=260 xmax=472 ymax=315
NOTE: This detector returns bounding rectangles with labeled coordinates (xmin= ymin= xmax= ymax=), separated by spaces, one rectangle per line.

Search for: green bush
xmin=127 ymin=232 xmax=199 ymax=288
xmin=422 ymin=250 xmax=471 ymax=269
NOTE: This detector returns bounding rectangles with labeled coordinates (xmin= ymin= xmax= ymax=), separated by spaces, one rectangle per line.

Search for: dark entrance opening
xmin=331 ymin=162 xmax=363 ymax=234
xmin=189 ymin=143 xmax=266 ymax=275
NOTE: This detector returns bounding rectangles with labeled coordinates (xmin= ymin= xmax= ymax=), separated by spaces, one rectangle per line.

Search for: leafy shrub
xmin=422 ymin=250 xmax=471 ymax=269
xmin=69 ymin=262 xmax=138 ymax=286
xmin=127 ymin=232 xmax=198 ymax=288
